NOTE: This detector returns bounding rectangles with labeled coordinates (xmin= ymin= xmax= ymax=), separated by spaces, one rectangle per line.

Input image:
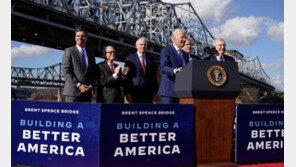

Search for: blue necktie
xmin=81 ymin=49 xmax=87 ymax=72
xmin=178 ymin=49 xmax=185 ymax=67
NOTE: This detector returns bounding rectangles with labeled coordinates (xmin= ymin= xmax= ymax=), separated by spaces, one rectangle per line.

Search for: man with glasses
xmin=124 ymin=37 xmax=158 ymax=103
xmin=96 ymin=46 xmax=127 ymax=103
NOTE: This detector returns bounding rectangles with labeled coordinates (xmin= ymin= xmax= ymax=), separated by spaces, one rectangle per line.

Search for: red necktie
xmin=110 ymin=63 xmax=114 ymax=73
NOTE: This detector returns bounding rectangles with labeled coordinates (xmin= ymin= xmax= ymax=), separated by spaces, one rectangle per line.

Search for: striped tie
xmin=140 ymin=55 xmax=145 ymax=73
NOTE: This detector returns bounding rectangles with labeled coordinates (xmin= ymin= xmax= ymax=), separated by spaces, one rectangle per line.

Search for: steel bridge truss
xmin=12 ymin=0 xmax=273 ymax=89
xmin=11 ymin=63 xmax=64 ymax=88
xmin=22 ymin=0 xmax=214 ymax=52
xmin=231 ymin=54 xmax=272 ymax=86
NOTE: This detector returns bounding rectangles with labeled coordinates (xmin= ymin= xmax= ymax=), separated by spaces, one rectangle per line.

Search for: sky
xmin=11 ymin=0 xmax=284 ymax=90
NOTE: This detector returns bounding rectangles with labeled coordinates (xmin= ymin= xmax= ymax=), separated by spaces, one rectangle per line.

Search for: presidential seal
xmin=207 ymin=65 xmax=227 ymax=87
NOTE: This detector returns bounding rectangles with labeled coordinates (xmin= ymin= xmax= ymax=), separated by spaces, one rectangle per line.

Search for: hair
xmin=213 ymin=38 xmax=225 ymax=46
xmin=136 ymin=37 xmax=148 ymax=46
xmin=102 ymin=45 xmax=115 ymax=59
xmin=75 ymin=28 xmax=87 ymax=36
xmin=185 ymin=36 xmax=192 ymax=43
xmin=172 ymin=29 xmax=185 ymax=40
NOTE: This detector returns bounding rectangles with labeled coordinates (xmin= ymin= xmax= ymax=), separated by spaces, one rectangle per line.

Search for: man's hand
xmin=122 ymin=67 xmax=129 ymax=77
xmin=78 ymin=84 xmax=91 ymax=93
xmin=114 ymin=65 xmax=121 ymax=75
xmin=126 ymin=93 xmax=132 ymax=103
xmin=176 ymin=67 xmax=183 ymax=73
xmin=84 ymin=85 xmax=92 ymax=93
xmin=174 ymin=67 xmax=183 ymax=74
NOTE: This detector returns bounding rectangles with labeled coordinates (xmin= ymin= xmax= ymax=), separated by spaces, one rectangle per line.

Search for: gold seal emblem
xmin=207 ymin=65 xmax=227 ymax=86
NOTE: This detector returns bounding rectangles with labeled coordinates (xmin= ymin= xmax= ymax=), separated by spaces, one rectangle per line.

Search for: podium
xmin=175 ymin=60 xmax=241 ymax=166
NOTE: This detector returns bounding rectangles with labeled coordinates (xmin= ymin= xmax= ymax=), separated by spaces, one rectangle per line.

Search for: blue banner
xmin=99 ymin=104 xmax=194 ymax=167
xmin=11 ymin=100 xmax=101 ymax=167
xmin=12 ymin=101 xmax=194 ymax=167
xmin=235 ymin=104 xmax=284 ymax=162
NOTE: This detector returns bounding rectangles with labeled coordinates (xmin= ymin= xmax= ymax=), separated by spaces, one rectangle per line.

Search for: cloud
xmin=161 ymin=0 xmax=237 ymax=24
xmin=266 ymin=21 xmax=284 ymax=43
xmin=11 ymin=44 xmax=55 ymax=60
xmin=262 ymin=58 xmax=284 ymax=71
xmin=271 ymin=73 xmax=284 ymax=86
xmin=210 ymin=16 xmax=264 ymax=46
xmin=159 ymin=1 xmax=283 ymax=46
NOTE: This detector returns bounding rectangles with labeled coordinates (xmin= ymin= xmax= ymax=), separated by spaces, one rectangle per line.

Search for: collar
xmin=173 ymin=44 xmax=181 ymax=52
xmin=106 ymin=61 xmax=113 ymax=66
xmin=137 ymin=52 xmax=145 ymax=58
xmin=216 ymin=54 xmax=224 ymax=61
xmin=76 ymin=45 xmax=85 ymax=52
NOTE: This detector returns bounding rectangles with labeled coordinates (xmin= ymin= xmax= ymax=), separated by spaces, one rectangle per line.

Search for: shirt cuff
xmin=113 ymin=73 xmax=118 ymax=79
xmin=173 ymin=68 xmax=178 ymax=74
xmin=76 ymin=82 xmax=81 ymax=88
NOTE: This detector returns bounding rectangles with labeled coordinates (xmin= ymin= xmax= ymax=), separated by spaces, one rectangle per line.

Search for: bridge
xmin=11 ymin=0 xmax=275 ymax=102
xmin=11 ymin=63 xmax=63 ymax=88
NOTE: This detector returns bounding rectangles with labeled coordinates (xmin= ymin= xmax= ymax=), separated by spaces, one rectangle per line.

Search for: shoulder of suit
xmin=126 ymin=53 xmax=137 ymax=60
xmin=162 ymin=45 xmax=173 ymax=51
xmin=65 ymin=46 xmax=76 ymax=51
xmin=97 ymin=61 xmax=107 ymax=67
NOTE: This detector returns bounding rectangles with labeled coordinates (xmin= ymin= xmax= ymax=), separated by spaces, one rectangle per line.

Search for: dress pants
xmin=65 ymin=92 xmax=92 ymax=103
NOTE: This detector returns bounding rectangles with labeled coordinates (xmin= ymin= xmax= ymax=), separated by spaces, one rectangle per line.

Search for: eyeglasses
xmin=106 ymin=51 xmax=115 ymax=54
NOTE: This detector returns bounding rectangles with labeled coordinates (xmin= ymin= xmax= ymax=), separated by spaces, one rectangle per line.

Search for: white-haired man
xmin=157 ymin=29 xmax=190 ymax=104
xmin=124 ymin=37 xmax=158 ymax=103
xmin=205 ymin=38 xmax=235 ymax=62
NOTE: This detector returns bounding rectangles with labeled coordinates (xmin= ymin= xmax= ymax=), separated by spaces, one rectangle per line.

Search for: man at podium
xmin=205 ymin=38 xmax=235 ymax=62
xmin=158 ymin=29 xmax=189 ymax=104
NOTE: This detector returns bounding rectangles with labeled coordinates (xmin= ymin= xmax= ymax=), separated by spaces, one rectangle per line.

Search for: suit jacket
xmin=124 ymin=53 xmax=158 ymax=99
xmin=96 ymin=61 xmax=124 ymax=103
xmin=157 ymin=45 xmax=189 ymax=97
xmin=62 ymin=46 xmax=96 ymax=97
xmin=204 ymin=54 xmax=235 ymax=62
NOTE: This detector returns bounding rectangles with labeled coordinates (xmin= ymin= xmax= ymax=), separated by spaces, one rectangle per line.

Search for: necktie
xmin=110 ymin=63 xmax=114 ymax=73
xmin=178 ymin=49 xmax=184 ymax=67
xmin=140 ymin=55 xmax=145 ymax=73
xmin=81 ymin=49 xmax=87 ymax=72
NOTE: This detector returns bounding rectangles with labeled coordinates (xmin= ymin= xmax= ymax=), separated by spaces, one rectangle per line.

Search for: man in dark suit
xmin=97 ymin=46 xmax=126 ymax=103
xmin=158 ymin=29 xmax=190 ymax=104
xmin=204 ymin=38 xmax=235 ymax=62
xmin=124 ymin=37 xmax=158 ymax=103
xmin=182 ymin=37 xmax=200 ymax=61
xmin=62 ymin=28 xmax=96 ymax=102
